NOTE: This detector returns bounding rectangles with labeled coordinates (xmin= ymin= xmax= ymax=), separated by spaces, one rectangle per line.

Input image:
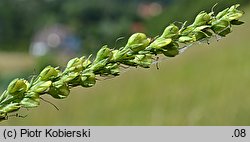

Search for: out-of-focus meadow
xmin=1 ymin=0 xmax=250 ymax=125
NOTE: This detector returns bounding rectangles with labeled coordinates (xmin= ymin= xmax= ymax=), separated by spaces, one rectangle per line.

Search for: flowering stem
xmin=0 ymin=4 xmax=244 ymax=121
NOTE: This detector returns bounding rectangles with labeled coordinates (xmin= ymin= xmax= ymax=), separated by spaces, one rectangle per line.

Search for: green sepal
xmin=100 ymin=63 xmax=120 ymax=76
xmin=133 ymin=54 xmax=153 ymax=68
xmin=31 ymin=81 xmax=52 ymax=93
xmin=181 ymin=26 xmax=195 ymax=36
xmin=94 ymin=45 xmax=113 ymax=63
xmin=149 ymin=37 xmax=172 ymax=49
xmin=216 ymin=8 xmax=229 ymax=19
xmin=60 ymin=72 xmax=79 ymax=83
xmin=178 ymin=36 xmax=195 ymax=43
xmin=230 ymin=20 xmax=244 ymax=25
xmin=0 ymin=103 xmax=20 ymax=114
xmin=111 ymin=48 xmax=131 ymax=61
xmin=82 ymin=56 xmax=92 ymax=68
xmin=20 ymin=92 xmax=40 ymax=108
xmin=39 ymin=66 xmax=59 ymax=81
xmin=48 ymin=83 xmax=70 ymax=99
xmin=0 ymin=92 xmax=6 ymax=104
xmin=90 ymin=59 xmax=110 ymax=72
xmin=80 ymin=72 xmax=96 ymax=87
xmin=212 ymin=20 xmax=230 ymax=32
xmin=193 ymin=25 xmax=211 ymax=32
xmin=194 ymin=30 xmax=212 ymax=41
xmin=192 ymin=11 xmax=212 ymax=27
xmin=218 ymin=26 xmax=232 ymax=37
xmin=65 ymin=57 xmax=85 ymax=72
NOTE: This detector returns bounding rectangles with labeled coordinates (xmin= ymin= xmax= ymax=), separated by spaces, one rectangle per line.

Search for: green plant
xmin=0 ymin=4 xmax=244 ymax=121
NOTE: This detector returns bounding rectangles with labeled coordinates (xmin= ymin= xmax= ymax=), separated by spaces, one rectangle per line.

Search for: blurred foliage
xmin=146 ymin=0 xmax=250 ymax=36
xmin=0 ymin=0 xmax=249 ymax=54
xmin=0 ymin=0 xmax=171 ymax=54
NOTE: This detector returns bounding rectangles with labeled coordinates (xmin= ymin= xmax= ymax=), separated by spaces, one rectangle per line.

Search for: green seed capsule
xmin=7 ymin=79 xmax=28 ymax=94
xmin=126 ymin=33 xmax=150 ymax=52
xmin=162 ymin=46 xmax=179 ymax=57
xmin=48 ymin=83 xmax=70 ymax=99
xmin=161 ymin=24 xmax=179 ymax=39
xmin=39 ymin=66 xmax=59 ymax=81
xmin=65 ymin=57 xmax=84 ymax=72
xmin=192 ymin=11 xmax=212 ymax=27
xmin=94 ymin=45 xmax=112 ymax=63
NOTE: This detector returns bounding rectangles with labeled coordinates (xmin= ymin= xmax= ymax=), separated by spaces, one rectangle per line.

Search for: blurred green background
xmin=1 ymin=0 xmax=250 ymax=125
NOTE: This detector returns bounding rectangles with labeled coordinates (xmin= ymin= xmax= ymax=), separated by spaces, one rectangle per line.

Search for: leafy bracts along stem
xmin=0 ymin=4 xmax=244 ymax=121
